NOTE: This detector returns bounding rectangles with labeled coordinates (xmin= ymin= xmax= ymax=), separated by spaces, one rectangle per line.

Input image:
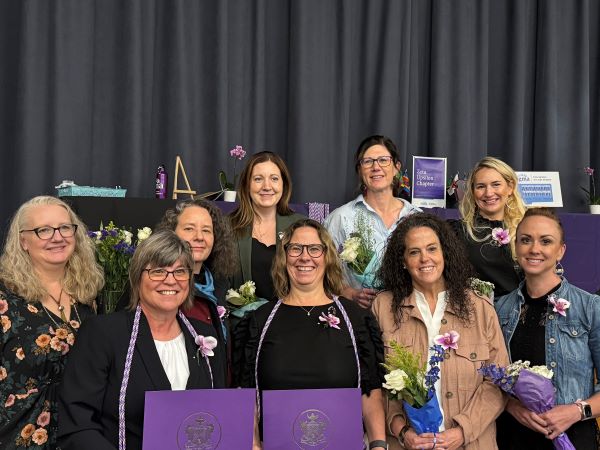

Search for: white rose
xmin=122 ymin=230 xmax=133 ymax=245
xmin=239 ymin=281 xmax=256 ymax=298
xmin=382 ymin=369 xmax=408 ymax=394
xmin=137 ymin=227 xmax=152 ymax=241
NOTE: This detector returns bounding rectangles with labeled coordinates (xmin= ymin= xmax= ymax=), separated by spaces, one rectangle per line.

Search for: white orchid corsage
xmin=547 ymin=294 xmax=570 ymax=317
xmin=318 ymin=306 xmax=341 ymax=330
xmin=195 ymin=335 xmax=218 ymax=358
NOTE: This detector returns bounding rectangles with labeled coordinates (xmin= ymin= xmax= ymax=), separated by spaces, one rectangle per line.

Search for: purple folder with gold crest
xmin=142 ymin=388 xmax=255 ymax=450
xmin=262 ymin=388 xmax=364 ymax=450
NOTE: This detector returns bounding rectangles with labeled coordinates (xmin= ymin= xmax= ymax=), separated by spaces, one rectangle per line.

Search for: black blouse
xmin=251 ymin=238 xmax=276 ymax=301
xmin=233 ymin=298 xmax=384 ymax=395
xmin=450 ymin=215 xmax=522 ymax=297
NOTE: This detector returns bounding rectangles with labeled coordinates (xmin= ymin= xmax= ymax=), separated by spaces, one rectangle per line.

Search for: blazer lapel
xmin=238 ymin=228 xmax=253 ymax=282
xmin=134 ymin=312 xmax=172 ymax=390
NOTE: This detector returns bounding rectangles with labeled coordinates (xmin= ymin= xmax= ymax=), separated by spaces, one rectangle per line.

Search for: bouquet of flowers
xmin=226 ymin=280 xmax=268 ymax=318
xmin=89 ymin=222 xmax=152 ymax=313
xmin=382 ymin=331 xmax=459 ymax=433
xmin=581 ymin=166 xmax=600 ymax=205
xmin=479 ymin=360 xmax=575 ymax=450
xmin=339 ymin=212 xmax=376 ymax=287
xmin=219 ymin=145 xmax=246 ymax=191
xmin=469 ymin=277 xmax=495 ymax=301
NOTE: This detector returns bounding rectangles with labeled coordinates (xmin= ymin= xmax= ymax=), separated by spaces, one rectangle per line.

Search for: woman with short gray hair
xmin=58 ymin=230 xmax=225 ymax=449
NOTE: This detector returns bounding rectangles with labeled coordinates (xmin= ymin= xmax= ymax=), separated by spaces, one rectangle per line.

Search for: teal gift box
xmin=56 ymin=186 xmax=127 ymax=197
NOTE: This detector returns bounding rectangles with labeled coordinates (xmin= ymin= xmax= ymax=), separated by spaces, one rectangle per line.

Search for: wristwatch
xmin=368 ymin=440 xmax=389 ymax=450
xmin=575 ymin=399 xmax=593 ymax=421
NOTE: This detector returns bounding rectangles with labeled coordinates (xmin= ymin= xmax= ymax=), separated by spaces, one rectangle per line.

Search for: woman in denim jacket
xmin=495 ymin=208 xmax=600 ymax=449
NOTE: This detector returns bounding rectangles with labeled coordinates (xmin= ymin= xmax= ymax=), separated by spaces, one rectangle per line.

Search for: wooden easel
xmin=172 ymin=155 xmax=197 ymax=199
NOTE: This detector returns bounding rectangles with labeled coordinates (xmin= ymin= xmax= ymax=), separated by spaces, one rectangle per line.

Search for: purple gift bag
xmin=142 ymin=388 xmax=255 ymax=449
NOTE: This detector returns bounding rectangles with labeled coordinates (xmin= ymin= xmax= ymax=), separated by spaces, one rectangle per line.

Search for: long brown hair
xmin=229 ymin=151 xmax=294 ymax=237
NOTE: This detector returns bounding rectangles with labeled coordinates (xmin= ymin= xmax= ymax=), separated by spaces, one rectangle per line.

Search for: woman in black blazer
xmin=58 ymin=230 xmax=226 ymax=450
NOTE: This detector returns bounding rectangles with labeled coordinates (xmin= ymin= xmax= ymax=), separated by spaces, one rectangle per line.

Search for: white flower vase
xmin=223 ymin=190 xmax=237 ymax=202
xmin=589 ymin=205 xmax=600 ymax=214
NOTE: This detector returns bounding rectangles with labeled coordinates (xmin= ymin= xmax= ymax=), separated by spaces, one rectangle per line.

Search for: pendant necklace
xmin=298 ymin=305 xmax=317 ymax=316
xmin=41 ymin=299 xmax=82 ymax=332
xmin=48 ymin=287 xmax=68 ymax=322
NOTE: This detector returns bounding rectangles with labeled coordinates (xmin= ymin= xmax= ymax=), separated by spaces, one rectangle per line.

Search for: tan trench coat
xmin=371 ymin=290 xmax=509 ymax=450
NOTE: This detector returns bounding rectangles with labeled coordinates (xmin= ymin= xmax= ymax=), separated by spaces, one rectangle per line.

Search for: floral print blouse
xmin=0 ymin=284 xmax=93 ymax=449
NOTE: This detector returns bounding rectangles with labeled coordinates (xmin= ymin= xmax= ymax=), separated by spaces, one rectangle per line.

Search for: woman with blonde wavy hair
xmin=0 ymin=196 xmax=103 ymax=449
xmin=451 ymin=157 xmax=526 ymax=300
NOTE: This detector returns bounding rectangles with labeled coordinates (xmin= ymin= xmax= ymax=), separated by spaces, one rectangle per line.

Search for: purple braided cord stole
xmin=117 ymin=306 xmax=214 ymax=450
xmin=254 ymin=296 xmax=361 ymax=418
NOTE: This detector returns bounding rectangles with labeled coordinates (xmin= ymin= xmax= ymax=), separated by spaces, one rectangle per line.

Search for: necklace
xmin=298 ymin=305 xmax=317 ymax=316
xmin=41 ymin=300 xmax=82 ymax=331
xmin=48 ymin=287 xmax=68 ymax=322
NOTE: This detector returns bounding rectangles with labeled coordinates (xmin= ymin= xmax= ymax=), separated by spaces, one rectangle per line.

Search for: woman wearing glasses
xmin=0 ymin=196 xmax=103 ymax=449
xmin=325 ymin=135 xmax=421 ymax=308
xmin=235 ymin=219 xmax=387 ymax=449
xmin=58 ymin=230 xmax=225 ymax=449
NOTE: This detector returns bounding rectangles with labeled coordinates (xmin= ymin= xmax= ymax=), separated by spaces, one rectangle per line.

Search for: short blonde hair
xmin=0 ymin=196 xmax=104 ymax=306
xmin=127 ymin=229 xmax=195 ymax=311
xmin=271 ymin=219 xmax=345 ymax=299
xmin=459 ymin=157 xmax=526 ymax=258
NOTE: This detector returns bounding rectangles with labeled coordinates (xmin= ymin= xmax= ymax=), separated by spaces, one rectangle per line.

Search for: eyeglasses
xmin=285 ymin=243 xmax=326 ymax=258
xmin=19 ymin=224 xmax=78 ymax=240
xmin=359 ymin=156 xmax=393 ymax=168
xmin=143 ymin=268 xmax=192 ymax=281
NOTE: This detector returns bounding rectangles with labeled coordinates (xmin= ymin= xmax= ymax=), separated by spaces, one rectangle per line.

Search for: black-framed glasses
xmin=143 ymin=268 xmax=192 ymax=281
xmin=359 ymin=156 xmax=393 ymax=168
xmin=285 ymin=243 xmax=326 ymax=258
xmin=19 ymin=224 xmax=78 ymax=240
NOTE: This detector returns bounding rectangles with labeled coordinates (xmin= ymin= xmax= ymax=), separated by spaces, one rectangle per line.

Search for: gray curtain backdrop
xmin=1 ymin=0 xmax=599 ymax=240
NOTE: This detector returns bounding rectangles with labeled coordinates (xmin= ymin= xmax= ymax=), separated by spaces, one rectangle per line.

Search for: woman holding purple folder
xmin=495 ymin=208 xmax=600 ymax=449
xmin=235 ymin=219 xmax=387 ymax=449
xmin=58 ymin=230 xmax=225 ymax=449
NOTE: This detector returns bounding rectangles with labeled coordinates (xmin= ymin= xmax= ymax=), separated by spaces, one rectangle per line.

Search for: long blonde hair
xmin=459 ymin=157 xmax=526 ymax=258
xmin=0 ymin=196 xmax=104 ymax=305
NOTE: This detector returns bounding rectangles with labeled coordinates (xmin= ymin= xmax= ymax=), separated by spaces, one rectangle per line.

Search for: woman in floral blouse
xmin=0 ymin=196 xmax=103 ymax=449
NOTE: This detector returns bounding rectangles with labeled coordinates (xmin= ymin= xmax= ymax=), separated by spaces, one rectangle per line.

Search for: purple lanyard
xmin=254 ymin=296 xmax=361 ymax=417
xmin=118 ymin=305 xmax=214 ymax=450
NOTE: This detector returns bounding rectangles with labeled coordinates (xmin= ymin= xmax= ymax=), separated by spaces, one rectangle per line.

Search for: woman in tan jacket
xmin=372 ymin=214 xmax=509 ymax=450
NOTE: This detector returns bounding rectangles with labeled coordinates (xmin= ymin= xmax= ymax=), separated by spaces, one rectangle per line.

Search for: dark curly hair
xmin=377 ymin=213 xmax=475 ymax=325
xmin=158 ymin=198 xmax=237 ymax=278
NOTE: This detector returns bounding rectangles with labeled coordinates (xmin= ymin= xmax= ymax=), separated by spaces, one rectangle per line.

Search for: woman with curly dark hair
xmin=158 ymin=198 xmax=237 ymax=343
xmin=371 ymin=213 xmax=509 ymax=450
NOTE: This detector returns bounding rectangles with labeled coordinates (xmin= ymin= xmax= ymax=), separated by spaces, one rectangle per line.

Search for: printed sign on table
xmin=262 ymin=388 xmax=363 ymax=450
xmin=412 ymin=156 xmax=447 ymax=208
xmin=516 ymin=172 xmax=563 ymax=207
xmin=143 ymin=388 xmax=255 ymax=450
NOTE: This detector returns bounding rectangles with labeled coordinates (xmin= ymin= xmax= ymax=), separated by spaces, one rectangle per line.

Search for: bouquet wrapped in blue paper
xmin=381 ymin=331 xmax=460 ymax=434
xmin=479 ymin=360 xmax=575 ymax=450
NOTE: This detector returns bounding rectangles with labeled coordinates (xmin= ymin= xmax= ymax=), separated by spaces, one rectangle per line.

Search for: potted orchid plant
xmin=219 ymin=145 xmax=246 ymax=202
xmin=581 ymin=167 xmax=600 ymax=213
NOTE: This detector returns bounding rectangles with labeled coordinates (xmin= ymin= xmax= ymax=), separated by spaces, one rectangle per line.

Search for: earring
xmin=505 ymin=195 xmax=515 ymax=211
xmin=555 ymin=261 xmax=565 ymax=276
